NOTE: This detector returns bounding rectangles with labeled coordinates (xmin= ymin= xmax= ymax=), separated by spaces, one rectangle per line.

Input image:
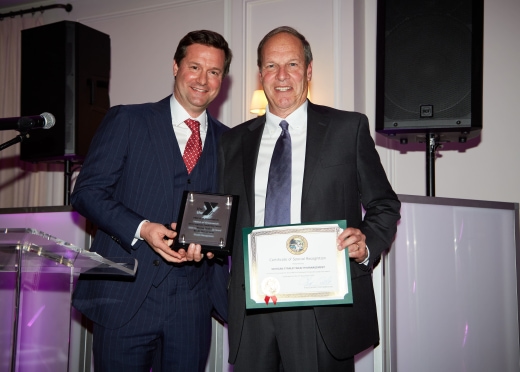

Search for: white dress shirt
xmin=254 ymin=101 xmax=308 ymax=227
xmin=170 ymin=95 xmax=208 ymax=153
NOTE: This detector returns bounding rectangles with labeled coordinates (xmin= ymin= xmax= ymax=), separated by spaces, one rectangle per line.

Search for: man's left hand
xmin=337 ymin=227 xmax=368 ymax=263
xmin=176 ymin=244 xmax=215 ymax=262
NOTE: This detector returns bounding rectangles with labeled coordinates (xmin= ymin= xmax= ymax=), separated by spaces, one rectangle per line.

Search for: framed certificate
xmin=173 ymin=191 xmax=239 ymax=255
xmin=243 ymin=220 xmax=353 ymax=309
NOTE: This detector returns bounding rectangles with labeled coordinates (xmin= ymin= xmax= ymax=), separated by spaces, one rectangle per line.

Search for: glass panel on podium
xmin=0 ymin=227 xmax=136 ymax=372
xmin=383 ymin=195 xmax=519 ymax=372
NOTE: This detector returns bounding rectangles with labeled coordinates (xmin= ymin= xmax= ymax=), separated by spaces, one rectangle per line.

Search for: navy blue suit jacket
xmin=219 ymin=101 xmax=401 ymax=361
xmin=72 ymin=95 xmax=229 ymax=329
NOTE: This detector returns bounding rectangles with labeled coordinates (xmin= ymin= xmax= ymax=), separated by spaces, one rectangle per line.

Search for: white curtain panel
xmin=0 ymin=15 xmax=64 ymax=208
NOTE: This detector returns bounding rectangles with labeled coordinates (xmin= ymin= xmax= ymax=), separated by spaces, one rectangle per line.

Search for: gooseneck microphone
xmin=0 ymin=112 xmax=55 ymax=132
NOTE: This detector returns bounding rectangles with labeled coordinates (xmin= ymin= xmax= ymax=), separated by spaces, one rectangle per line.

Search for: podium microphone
xmin=0 ymin=112 xmax=55 ymax=132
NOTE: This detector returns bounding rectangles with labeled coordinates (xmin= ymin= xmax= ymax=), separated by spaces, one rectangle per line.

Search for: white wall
xmin=2 ymin=0 xmax=518 ymax=205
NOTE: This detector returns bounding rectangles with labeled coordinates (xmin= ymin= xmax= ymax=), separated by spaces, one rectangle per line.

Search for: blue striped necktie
xmin=264 ymin=120 xmax=291 ymax=226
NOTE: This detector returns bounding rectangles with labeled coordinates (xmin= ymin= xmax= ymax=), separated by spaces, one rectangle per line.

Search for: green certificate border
xmin=243 ymin=220 xmax=353 ymax=309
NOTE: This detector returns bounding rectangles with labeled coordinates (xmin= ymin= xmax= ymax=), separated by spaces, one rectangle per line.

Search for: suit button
xmin=153 ymin=260 xmax=160 ymax=266
xmin=241 ymin=284 xmax=245 ymax=290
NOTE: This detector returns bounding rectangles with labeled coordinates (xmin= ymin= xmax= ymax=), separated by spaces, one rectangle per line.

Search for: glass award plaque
xmin=173 ymin=191 xmax=239 ymax=255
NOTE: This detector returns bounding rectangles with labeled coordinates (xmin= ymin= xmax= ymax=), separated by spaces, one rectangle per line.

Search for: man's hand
xmin=178 ymin=244 xmax=215 ymax=262
xmin=337 ymin=227 xmax=368 ymax=263
xmin=140 ymin=221 xmax=187 ymax=263
xmin=141 ymin=222 xmax=215 ymax=263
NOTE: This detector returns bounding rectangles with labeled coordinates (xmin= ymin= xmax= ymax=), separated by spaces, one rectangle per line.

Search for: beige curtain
xmin=0 ymin=15 xmax=64 ymax=208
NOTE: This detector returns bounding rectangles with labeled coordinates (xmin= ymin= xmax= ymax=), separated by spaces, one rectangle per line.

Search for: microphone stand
xmin=0 ymin=132 xmax=29 ymax=151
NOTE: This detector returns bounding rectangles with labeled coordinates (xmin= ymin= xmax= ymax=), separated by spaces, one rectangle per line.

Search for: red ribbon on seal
xmin=264 ymin=295 xmax=277 ymax=305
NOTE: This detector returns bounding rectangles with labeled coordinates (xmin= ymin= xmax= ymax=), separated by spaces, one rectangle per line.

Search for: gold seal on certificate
xmin=243 ymin=220 xmax=353 ymax=309
xmin=286 ymin=235 xmax=308 ymax=255
xmin=173 ymin=191 xmax=239 ymax=255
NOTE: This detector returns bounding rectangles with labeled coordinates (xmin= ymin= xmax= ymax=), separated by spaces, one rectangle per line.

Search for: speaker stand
xmin=1 ymin=135 xmax=76 ymax=206
xmin=426 ymin=133 xmax=441 ymax=197
xmin=64 ymin=159 xmax=73 ymax=206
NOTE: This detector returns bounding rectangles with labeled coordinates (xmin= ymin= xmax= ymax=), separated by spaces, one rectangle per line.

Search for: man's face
xmin=259 ymin=32 xmax=312 ymax=118
xmin=173 ymin=43 xmax=225 ymax=117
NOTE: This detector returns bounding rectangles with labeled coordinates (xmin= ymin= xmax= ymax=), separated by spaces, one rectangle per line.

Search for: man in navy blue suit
xmin=71 ymin=30 xmax=232 ymax=371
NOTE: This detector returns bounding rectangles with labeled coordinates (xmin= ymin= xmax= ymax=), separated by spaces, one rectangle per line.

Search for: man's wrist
xmin=133 ymin=220 xmax=150 ymax=245
xmin=360 ymin=245 xmax=370 ymax=265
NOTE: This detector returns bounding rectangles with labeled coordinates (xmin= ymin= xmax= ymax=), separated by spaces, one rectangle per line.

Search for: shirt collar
xmin=170 ymin=95 xmax=208 ymax=133
xmin=265 ymin=100 xmax=308 ymax=135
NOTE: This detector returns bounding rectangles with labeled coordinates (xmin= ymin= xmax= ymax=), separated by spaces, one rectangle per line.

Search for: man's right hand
xmin=140 ymin=221 xmax=187 ymax=263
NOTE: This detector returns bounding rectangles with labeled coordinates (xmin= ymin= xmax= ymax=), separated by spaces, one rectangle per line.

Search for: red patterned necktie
xmin=183 ymin=119 xmax=202 ymax=174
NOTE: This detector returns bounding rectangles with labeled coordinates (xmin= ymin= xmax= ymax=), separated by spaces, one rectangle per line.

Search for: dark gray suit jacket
xmin=72 ymin=95 xmax=229 ymax=329
xmin=219 ymin=101 xmax=401 ymax=361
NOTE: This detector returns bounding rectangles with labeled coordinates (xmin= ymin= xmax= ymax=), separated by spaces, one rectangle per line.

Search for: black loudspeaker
xmin=20 ymin=21 xmax=110 ymax=162
xmin=375 ymin=0 xmax=483 ymax=144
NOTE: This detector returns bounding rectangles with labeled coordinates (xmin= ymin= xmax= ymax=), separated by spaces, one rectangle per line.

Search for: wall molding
xmin=78 ymin=0 xmax=217 ymax=23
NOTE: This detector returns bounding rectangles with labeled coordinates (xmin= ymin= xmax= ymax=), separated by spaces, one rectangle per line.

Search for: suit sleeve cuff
xmin=360 ymin=245 xmax=370 ymax=265
xmin=132 ymin=220 xmax=149 ymax=246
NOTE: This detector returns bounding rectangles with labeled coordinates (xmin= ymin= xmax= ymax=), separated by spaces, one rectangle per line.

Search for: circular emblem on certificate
xmin=261 ymin=277 xmax=280 ymax=296
xmin=286 ymin=235 xmax=308 ymax=255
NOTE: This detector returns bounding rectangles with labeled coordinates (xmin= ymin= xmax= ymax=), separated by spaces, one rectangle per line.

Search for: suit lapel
xmin=198 ymin=114 xmax=216 ymax=168
xmin=243 ymin=116 xmax=266 ymax=224
xmin=302 ymin=102 xmax=330 ymax=202
xmin=149 ymin=96 xmax=178 ymax=205
xmin=202 ymin=112 xmax=222 ymax=164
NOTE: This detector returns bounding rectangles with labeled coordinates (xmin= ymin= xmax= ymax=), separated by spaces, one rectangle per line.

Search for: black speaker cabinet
xmin=375 ymin=0 xmax=483 ymax=144
xmin=20 ymin=21 xmax=110 ymax=162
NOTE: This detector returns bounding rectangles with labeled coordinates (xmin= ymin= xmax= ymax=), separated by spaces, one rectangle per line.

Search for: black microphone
xmin=0 ymin=112 xmax=55 ymax=132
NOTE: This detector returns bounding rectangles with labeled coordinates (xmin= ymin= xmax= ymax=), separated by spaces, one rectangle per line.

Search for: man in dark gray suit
xmin=71 ymin=30 xmax=232 ymax=371
xmin=219 ymin=26 xmax=400 ymax=371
